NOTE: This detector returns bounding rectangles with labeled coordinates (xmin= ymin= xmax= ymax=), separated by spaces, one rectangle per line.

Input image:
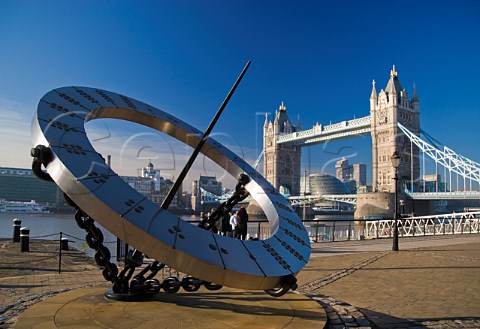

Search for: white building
xmin=141 ymin=161 xmax=161 ymax=191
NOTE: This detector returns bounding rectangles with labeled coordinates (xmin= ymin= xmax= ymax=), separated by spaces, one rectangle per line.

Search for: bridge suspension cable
xmin=198 ymin=153 xmax=263 ymax=206
xmin=252 ymin=150 xmax=264 ymax=170
xmin=397 ymin=122 xmax=480 ymax=191
xmin=199 ymin=187 xmax=223 ymax=203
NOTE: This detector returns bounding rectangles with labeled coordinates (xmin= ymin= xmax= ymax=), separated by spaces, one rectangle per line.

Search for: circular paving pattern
xmin=16 ymin=287 xmax=327 ymax=329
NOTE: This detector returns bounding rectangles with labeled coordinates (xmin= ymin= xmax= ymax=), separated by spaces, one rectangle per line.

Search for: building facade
xmin=300 ymin=173 xmax=351 ymax=195
xmin=121 ymin=176 xmax=154 ymax=197
xmin=0 ymin=167 xmax=60 ymax=204
xmin=335 ymin=157 xmax=367 ymax=193
xmin=263 ymin=102 xmax=302 ymax=196
xmin=121 ymin=161 xmax=180 ymax=208
xmin=141 ymin=161 xmax=161 ymax=191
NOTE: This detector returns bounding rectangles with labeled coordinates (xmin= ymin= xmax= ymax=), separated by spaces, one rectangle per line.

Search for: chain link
xmin=204 ymin=173 xmax=250 ymax=229
xmin=67 ymin=195 xmax=224 ymax=296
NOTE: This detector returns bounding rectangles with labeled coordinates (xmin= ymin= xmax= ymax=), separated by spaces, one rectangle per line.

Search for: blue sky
xmin=0 ymin=0 xmax=479 ymax=190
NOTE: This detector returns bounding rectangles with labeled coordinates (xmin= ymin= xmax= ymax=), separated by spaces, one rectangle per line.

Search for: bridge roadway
xmin=289 ymin=190 xmax=480 ymax=206
xmin=408 ymin=191 xmax=480 ymax=200
xmin=277 ymin=115 xmax=371 ymax=146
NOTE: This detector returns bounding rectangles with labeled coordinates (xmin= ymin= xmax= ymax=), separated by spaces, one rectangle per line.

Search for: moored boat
xmin=0 ymin=200 xmax=50 ymax=214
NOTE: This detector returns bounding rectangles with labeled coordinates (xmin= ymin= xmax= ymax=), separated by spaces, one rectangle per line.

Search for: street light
xmin=303 ymin=169 xmax=307 ymax=222
xmin=391 ymin=151 xmax=401 ymax=251
xmin=399 ymin=199 xmax=405 ymax=217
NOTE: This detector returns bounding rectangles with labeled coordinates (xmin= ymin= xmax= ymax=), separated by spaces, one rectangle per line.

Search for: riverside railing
xmin=363 ymin=211 xmax=480 ymax=239
xmin=244 ymin=211 xmax=480 ymax=242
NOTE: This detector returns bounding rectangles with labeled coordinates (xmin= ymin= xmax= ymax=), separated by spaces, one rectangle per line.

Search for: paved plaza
xmin=1 ymin=234 xmax=479 ymax=328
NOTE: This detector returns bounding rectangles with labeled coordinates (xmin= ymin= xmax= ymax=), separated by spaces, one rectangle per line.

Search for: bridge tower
xmin=263 ymin=102 xmax=302 ymax=195
xmin=370 ymin=66 xmax=420 ymax=192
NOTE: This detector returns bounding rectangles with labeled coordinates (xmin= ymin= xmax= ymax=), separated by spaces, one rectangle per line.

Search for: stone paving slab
xmin=296 ymin=235 xmax=480 ymax=328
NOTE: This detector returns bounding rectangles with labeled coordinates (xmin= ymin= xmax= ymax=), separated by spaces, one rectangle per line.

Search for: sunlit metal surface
xmin=31 ymin=87 xmax=310 ymax=290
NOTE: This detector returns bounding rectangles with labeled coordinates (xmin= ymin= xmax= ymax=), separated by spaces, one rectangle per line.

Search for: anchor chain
xmin=30 ymin=145 xmax=54 ymax=182
xmin=204 ymin=173 xmax=250 ymax=230
xmin=30 ymin=145 xmax=224 ymax=297
xmin=65 ymin=194 xmax=223 ymax=297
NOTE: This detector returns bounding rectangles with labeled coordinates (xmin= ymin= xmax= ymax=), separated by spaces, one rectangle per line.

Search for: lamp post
xmin=303 ymin=169 xmax=307 ymax=222
xmin=399 ymin=199 xmax=405 ymax=217
xmin=391 ymin=151 xmax=401 ymax=251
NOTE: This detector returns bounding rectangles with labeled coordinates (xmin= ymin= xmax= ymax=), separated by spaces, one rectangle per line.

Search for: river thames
xmin=0 ymin=213 xmax=203 ymax=258
xmin=0 ymin=212 xmax=355 ymax=258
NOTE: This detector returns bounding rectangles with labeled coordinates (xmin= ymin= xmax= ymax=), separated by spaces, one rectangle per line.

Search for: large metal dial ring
xmin=31 ymin=86 xmax=310 ymax=290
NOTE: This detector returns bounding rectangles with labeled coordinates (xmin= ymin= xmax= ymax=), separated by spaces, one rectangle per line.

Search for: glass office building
xmin=0 ymin=167 xmax=59 ymax=204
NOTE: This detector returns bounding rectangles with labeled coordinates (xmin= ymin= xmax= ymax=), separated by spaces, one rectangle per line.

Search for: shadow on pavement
xmin=361 ymin=308 xmax=480 ymax=329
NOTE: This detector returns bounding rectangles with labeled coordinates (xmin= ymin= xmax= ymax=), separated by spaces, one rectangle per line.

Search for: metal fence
xmin=363 ymin=211 xmax=480 ymax=239
xmin=244 ymin=211 xmax=480 ymax=242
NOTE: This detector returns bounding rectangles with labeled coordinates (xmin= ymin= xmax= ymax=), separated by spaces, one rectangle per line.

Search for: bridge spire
xmin=386 ymin=64 xmax=402 ymax=94
xmin=412 ymin=83 xmax=419 ymax=102
xmin=390 ymin=65 xmax=398 ymax=77
xmin=264 ymin=100 xmax=302 ymax=195
xmin=370 ymin=79 xmax=377 ymax=99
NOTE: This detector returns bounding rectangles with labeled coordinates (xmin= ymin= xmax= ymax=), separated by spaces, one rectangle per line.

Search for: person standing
xmin=230 ymin=211 xmax=239 ymax=238
xmin=220 ymin=212 xmax=233 ymax=237
xmin=237 ymin=206 xmax=249 ymax=240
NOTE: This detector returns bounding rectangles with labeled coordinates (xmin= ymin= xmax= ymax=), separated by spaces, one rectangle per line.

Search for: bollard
xmin=13 ymin=218 xmax=22 ymax=242
xmin=60 ymin=238 xmax=69 ymax=251
xmin=20 ymin=227 xmax=30 ymax=252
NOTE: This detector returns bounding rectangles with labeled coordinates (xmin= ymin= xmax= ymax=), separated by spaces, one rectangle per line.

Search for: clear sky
xmin=1 ymin=0 xmax=479 ymax=190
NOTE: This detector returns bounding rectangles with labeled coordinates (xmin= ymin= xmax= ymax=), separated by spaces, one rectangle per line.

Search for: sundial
xmin=31 ymin=63 xmax=310 ymax=298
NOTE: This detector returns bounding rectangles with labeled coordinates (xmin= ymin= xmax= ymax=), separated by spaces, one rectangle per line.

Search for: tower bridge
xmin=263 ymin=66 xmax=480 ymax=218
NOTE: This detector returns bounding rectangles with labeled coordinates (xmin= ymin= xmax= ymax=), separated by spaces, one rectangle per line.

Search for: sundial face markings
xmin=278 ymin=214 xmax=303 ymax=230
xmin=119 ymin=94 xmax=137 ymax=110
xmin=120 ymin=196 xmax=148 ymax=217
xmin=94 ymin=89 xmax=118 ymax=106
xmin=37 ymin=117 xmax=85 ymax=133
xmin=278 ymin=217 xmax=309 ymax=244
xmin=73 ymin=158 xmax=111 ymax=181
xmin=170 ymin=217 xmax=182 ymax=250
xmin=211 ymin=234 xmax=227 ymax=270
xmin=40 ymin=99 xmax=88 ymax=120
xmin=276 ymin=227 xmax=310 ymax=251
xmin=238 ymin=240 xmax=267 ymax=276
xmin=260 ymin=241 xmax=293 ymax=274
xmin=273 ymin=235 xmax=308 ymax=263
xmin=53 ymin=89 xmax=91 ymax=112
xmin=74 ymin=87 xmax=101 ymax=106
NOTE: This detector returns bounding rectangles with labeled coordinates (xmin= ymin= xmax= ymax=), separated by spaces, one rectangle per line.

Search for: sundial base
xmin=104 ymin=288 xmax=156 ymax=301
xmin=16 ymin=287 xmax=327 ymax=328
